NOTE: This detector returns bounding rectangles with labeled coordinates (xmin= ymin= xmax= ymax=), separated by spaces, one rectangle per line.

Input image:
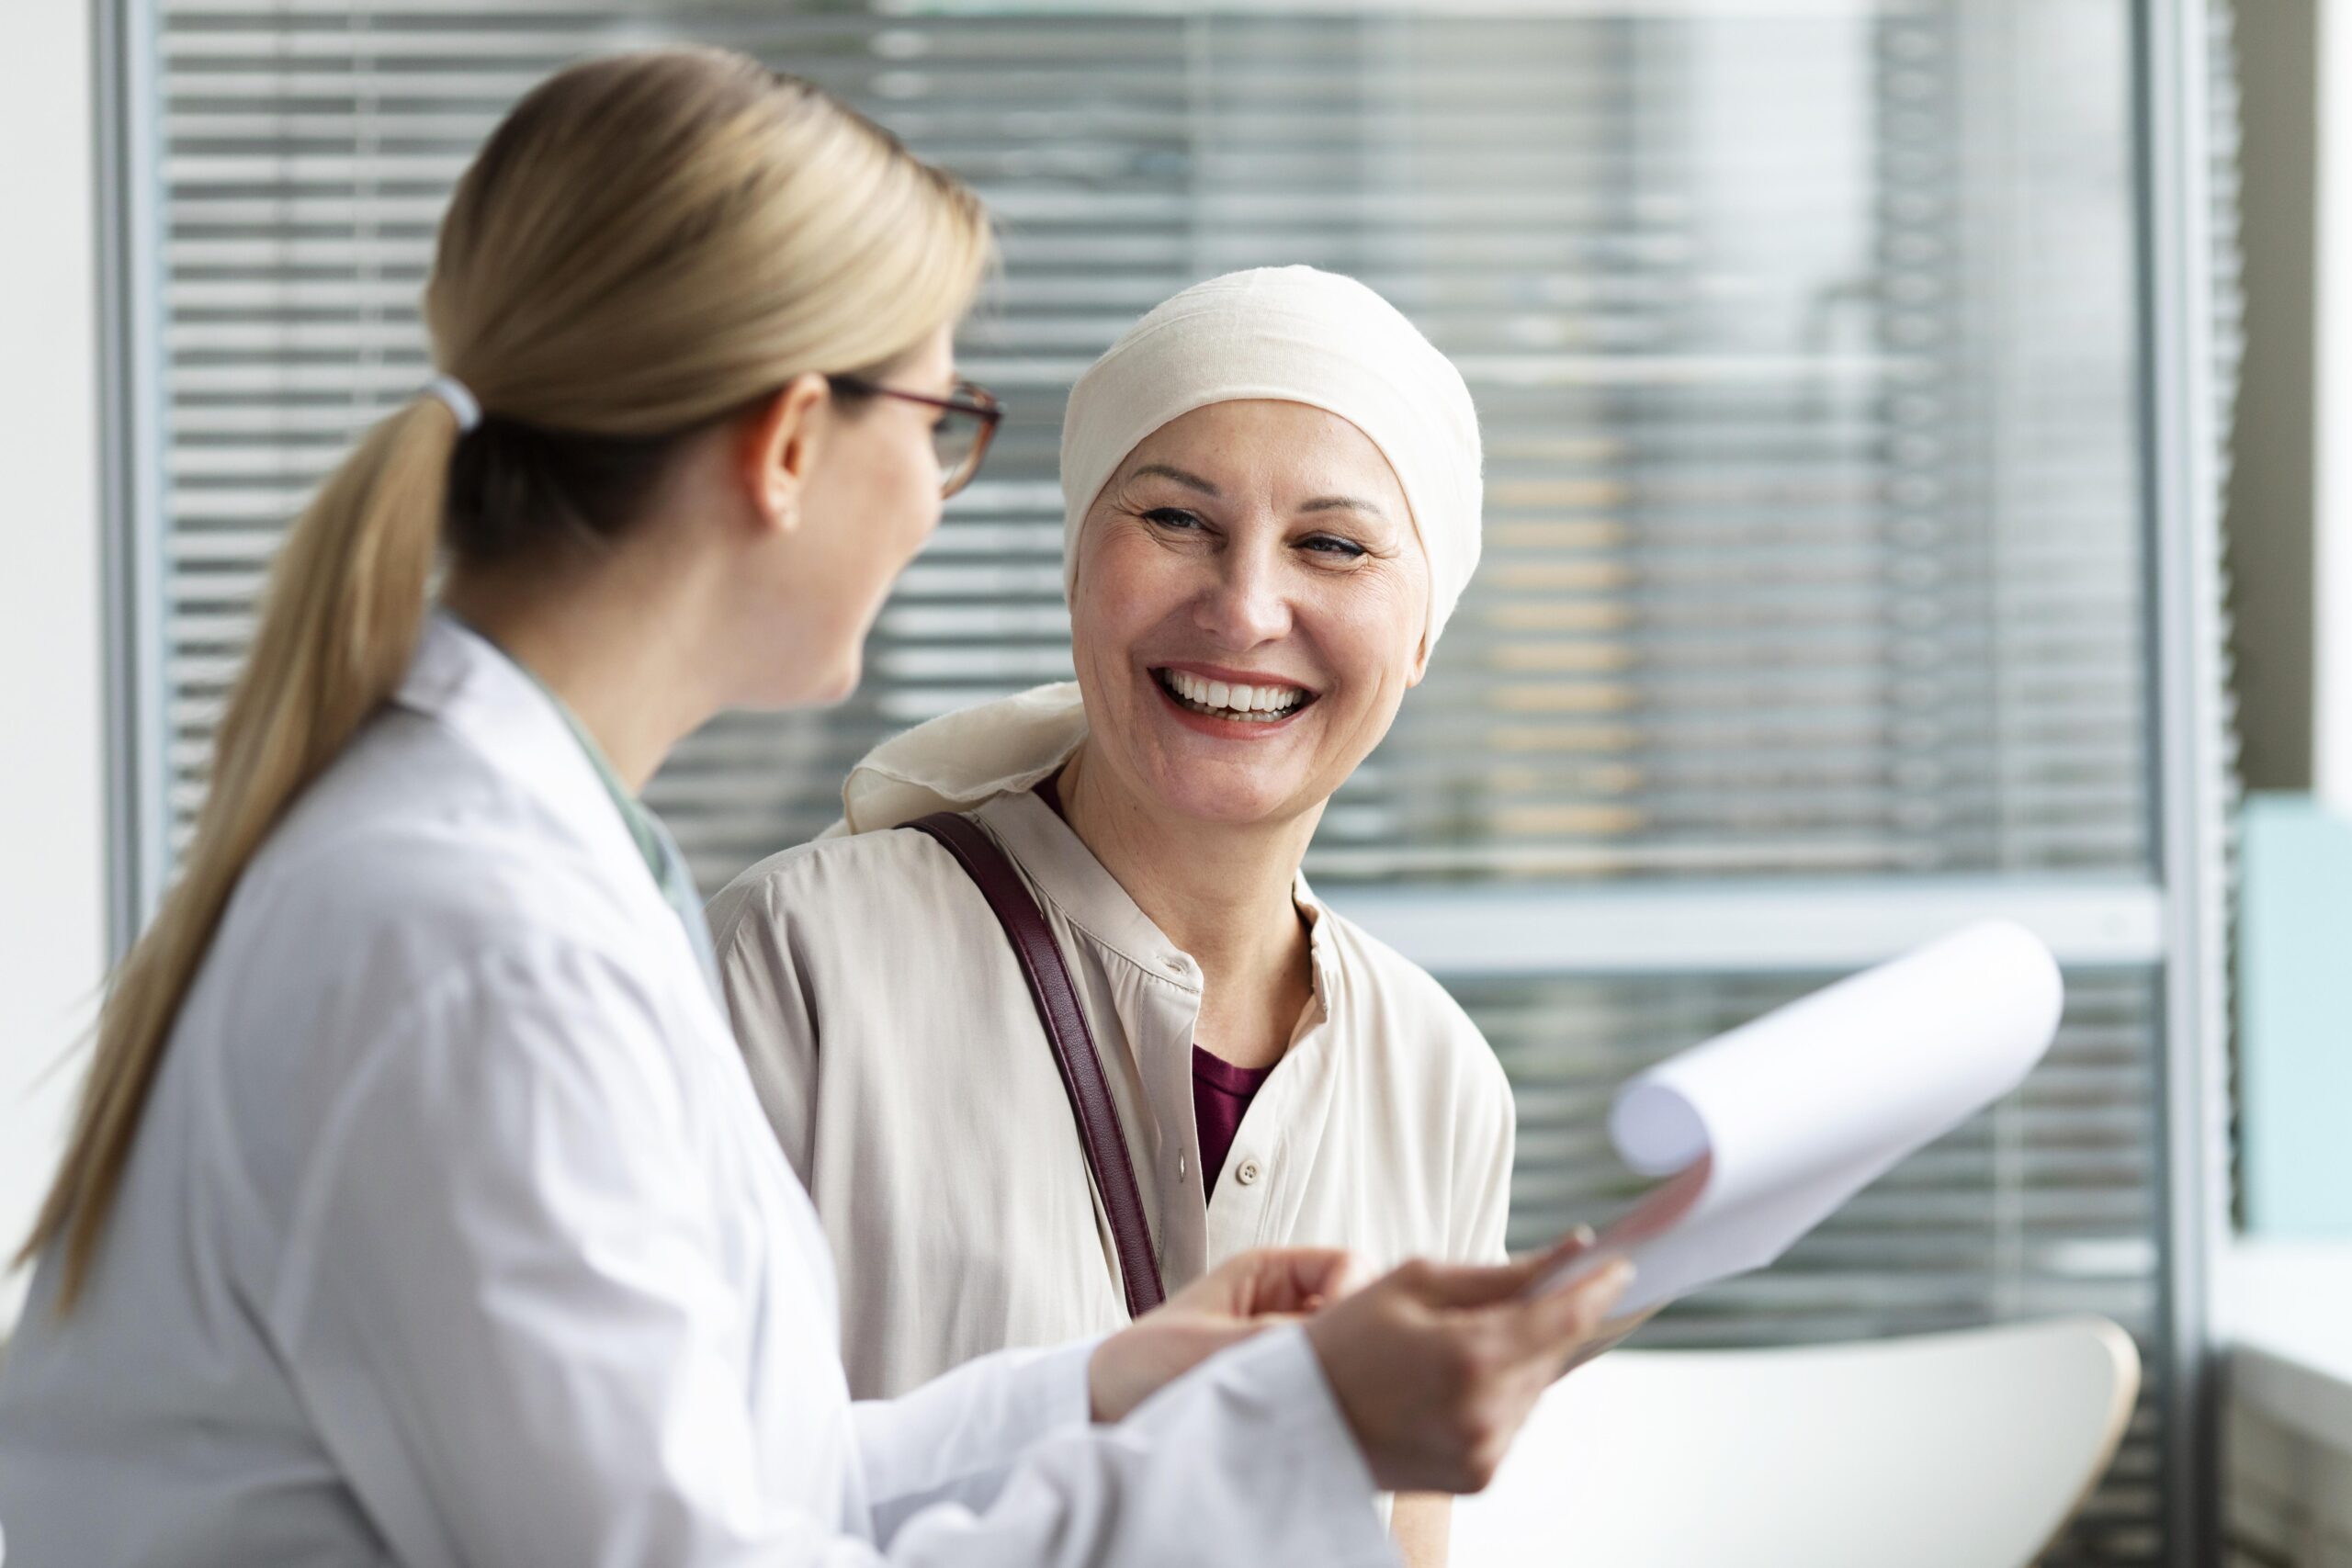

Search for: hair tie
xmin=423 ymin=374 xmax=483 ymax=434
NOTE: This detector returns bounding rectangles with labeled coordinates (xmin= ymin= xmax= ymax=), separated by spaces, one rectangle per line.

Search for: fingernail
xmin=1570 ymin=1224 xmax=1597 ymax=1248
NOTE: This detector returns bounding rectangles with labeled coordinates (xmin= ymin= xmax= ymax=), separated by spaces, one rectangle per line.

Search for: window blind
xmin=155 ymin=1 xmax=2158 ymax=888
xmin=135 ymin=3 xmax=2237 ymax=1564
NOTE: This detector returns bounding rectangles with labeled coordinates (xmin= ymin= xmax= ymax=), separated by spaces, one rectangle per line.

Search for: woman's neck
xmin=1057 ymin=743 xmax=1319 ymax=1061
xmin=442 ymin=554 xmax=721 ymax=795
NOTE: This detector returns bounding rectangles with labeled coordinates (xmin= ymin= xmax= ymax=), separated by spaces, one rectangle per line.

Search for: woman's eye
xmin=1143 ymin=507 xmax=1205 ymax=531
xmin=1302 ymin=534 xmax=1367 ymax=559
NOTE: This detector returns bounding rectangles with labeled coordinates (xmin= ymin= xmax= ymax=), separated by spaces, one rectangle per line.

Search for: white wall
xmin=0 ymin=0 xmax=106 ymax=1330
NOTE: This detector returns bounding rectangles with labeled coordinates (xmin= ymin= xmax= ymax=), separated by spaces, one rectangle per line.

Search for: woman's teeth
xmin=1159 ymin=668 xmax=1310 ymax=722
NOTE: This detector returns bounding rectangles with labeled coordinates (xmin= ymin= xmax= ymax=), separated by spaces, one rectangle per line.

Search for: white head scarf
xmin=1060 ymin=265 xmax=1484 ymax=653
xmin=834 ymin=266 xmax=1484 ymax=834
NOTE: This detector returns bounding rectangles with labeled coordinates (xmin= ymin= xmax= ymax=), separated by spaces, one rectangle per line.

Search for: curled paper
xmin=1539 ymin=920 xmax=2064 ymax=1314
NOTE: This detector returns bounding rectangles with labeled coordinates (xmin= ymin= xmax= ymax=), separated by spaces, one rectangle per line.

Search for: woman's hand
xmin=1305 ymin=1235 xmax=1634 ymax=1495
xmin=1566 ymin=1302 xmax=1662 ymax=1372
xmin=1088 ymin=1247 xmax=1362 ymax=1423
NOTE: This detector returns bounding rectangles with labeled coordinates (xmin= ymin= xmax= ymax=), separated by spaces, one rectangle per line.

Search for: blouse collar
xmin=969 ymin=789 xmax=1342 ymax=1017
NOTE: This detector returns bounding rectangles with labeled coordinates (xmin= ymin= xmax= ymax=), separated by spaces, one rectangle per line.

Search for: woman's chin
xmin=746 ymin=653 xmax=861 ymax=712
xmin=1134 ymin=767 xmax=1311 ymax=832
xmin=810 ymin=658 xmax=862 ymax=708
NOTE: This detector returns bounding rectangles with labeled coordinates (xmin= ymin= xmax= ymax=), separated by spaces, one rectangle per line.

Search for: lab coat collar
xmin=393 ymin=610 xmax=654 ymax=893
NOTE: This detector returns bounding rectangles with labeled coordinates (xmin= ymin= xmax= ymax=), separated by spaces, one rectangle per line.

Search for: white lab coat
xmin=0 ymin=615 xmax=1394 ymax=1568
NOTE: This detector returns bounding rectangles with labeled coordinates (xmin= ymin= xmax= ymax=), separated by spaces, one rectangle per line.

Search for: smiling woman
xmin=706 ymin=268 xmax=1503 ymax=1567
xmin=1069 ymin=397 xmax=1430 ymax=833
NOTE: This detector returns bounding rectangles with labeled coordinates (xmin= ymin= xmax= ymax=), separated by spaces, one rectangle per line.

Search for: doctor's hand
xmin=1305 ymin=1235 xmax=1634 ymax=1495
xmin=1088 ymin=1247 xmax=1362 ymax=1423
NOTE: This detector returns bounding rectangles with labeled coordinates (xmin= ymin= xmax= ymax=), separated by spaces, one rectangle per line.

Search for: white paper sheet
xmin=1537 ymin=920 xmax=2064 ymax=1315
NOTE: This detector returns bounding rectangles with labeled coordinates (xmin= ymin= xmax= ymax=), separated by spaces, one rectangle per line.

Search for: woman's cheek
xmin=1080 ymin=547 xmax=1167 ymax=653
xmin=907 ymin=460 xmax=944 ymax=552
xmin=1311 ymin=582 xmax=1408 ymax=683
xmin=1345 ymin=575 xmax=1428 ymax=699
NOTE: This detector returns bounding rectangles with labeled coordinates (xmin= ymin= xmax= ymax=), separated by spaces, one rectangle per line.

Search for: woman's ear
xmin=738 ymin=373 xmax=832 ymax=535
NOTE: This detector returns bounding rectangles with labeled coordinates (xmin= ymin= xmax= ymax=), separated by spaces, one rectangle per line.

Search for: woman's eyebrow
xmin=1128 ymin=462 xmax=1222 ymax=497
xmin=1300 ymin=494 xmax=1390 ymax=521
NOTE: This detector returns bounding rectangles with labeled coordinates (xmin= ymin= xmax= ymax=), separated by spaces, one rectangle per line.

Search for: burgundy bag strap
xmin=902 ymin=811 xmax=1167 ymax=1317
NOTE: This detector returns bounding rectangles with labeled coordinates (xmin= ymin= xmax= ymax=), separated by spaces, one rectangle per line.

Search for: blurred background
xmin=8 ymin=1 xmax=2348 ymax=1563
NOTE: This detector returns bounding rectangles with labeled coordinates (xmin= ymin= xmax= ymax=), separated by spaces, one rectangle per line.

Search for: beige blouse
xmin=707 ymin=787 xmax=1515 ymax=1400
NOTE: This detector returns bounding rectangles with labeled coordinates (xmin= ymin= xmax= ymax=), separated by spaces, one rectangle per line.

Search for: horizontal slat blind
xmin=154 ymin=1 xmax=2154 ymax=887
xmin=141 ymin=6 xmax=2228 ymax=1566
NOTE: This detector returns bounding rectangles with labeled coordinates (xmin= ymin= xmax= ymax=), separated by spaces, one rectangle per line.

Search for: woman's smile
xmin=1149 ymin=662 xmax=1320 ymax=735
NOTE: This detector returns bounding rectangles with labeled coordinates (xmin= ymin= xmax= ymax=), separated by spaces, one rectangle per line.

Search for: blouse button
xmin=1235 ymin=1158 xmax=1262 ymax=1187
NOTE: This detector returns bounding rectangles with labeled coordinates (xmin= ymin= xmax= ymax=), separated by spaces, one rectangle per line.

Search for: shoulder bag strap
xmin=901 ymin=811 xmax=1168 ymax=1317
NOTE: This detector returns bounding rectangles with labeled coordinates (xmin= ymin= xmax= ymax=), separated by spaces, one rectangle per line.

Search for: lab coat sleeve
xmin=268 ymin=941 xmax=1396 ymax=1568
xmin=873 ymin=1325 xmax=1400 ymax=1567
xmin=850 ymin=1338 xmax=1096 ymax=1535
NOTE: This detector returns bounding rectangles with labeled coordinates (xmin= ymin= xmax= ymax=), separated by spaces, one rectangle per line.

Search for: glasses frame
xmin=831 ymin=375 xmax=1003 ymax=497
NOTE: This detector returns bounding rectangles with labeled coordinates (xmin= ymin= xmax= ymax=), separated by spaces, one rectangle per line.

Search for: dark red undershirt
xmin=1035 ymin=771 xmax=1274 ymax=1199
xmin=1188 ymin=1047 xmax=1275 ymax=1200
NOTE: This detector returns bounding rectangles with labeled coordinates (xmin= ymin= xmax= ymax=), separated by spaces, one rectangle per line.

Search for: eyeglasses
xmin=831 ymin=375 xmax=1003 ymax=498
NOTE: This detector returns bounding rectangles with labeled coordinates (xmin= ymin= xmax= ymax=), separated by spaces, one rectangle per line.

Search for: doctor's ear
xmin=737 ymin=374 xmax=832 ymax=534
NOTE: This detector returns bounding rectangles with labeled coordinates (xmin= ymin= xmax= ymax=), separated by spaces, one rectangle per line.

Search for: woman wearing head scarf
xmin=709 ymin=266 xmax=1507 ymax=1563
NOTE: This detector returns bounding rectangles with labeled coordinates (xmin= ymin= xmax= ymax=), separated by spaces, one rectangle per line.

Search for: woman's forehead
xmin=1119 ymin=399 xmax=1408 ymax=507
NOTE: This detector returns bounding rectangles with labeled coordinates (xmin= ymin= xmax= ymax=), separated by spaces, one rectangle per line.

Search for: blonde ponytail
xmin=25 ymin=40 xmax=991 ymax=1314
xmin=21 ymin=399 xmax=459 ymax=1308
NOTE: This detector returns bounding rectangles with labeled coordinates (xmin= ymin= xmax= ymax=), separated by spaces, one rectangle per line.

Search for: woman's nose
xmin=1193 ymin=544 xmax=1293 ymax=649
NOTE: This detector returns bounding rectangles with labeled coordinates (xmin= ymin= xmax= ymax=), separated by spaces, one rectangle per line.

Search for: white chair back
xmin=1452 ymin=1314 xmax=2141 ymax=1568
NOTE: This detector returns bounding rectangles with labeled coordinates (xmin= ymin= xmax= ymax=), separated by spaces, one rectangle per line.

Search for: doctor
xmin=0 ymin=46 xmax=1630 ymax=1568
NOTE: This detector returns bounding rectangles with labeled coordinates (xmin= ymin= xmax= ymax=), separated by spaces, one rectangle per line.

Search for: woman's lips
xmin=1149 ymin=667 xmax=1316 ymax=733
